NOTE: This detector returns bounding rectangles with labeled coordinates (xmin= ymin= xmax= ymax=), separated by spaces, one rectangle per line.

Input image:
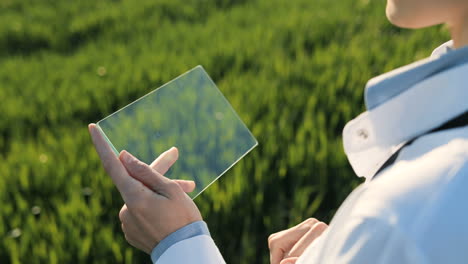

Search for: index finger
xmin=287 ymin=222 xmax=327 ymax=258
xmin=88 ymin=123 xmax=142 ymax=200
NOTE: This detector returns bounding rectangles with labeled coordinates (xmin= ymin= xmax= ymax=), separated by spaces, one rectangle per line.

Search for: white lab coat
xmin=155 ymin=44 xmax=468 ymax=263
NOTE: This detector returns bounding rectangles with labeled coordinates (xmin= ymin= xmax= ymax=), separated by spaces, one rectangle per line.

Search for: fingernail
xmin=88 ymin=123 xmax=95 ymax=133
xmin=168 ymin=147 xmax=178 ymax=159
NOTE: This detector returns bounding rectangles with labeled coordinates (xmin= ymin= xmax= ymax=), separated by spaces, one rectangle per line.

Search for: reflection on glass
xmin=97 ymin=66 xmax=258 ymax=199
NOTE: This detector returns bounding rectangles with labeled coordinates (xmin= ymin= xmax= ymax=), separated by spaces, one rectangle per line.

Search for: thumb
xmin=150 ymin=147 xmax=179 ymax=175
xmin=120 ymin=150 xmax=172 ymax=197
xmin=280 ymin=257 xmax=299 ymax=264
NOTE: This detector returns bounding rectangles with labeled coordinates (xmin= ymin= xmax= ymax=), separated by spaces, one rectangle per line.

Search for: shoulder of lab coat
xmin=298 ymin=126 xmax=468 ymax=264
xmin=154 ymin=234 xmax=226 ymax=264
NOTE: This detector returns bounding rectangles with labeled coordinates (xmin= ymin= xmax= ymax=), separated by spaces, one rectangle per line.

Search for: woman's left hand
xmin=268 ymin=218 xmax=328 ymax=264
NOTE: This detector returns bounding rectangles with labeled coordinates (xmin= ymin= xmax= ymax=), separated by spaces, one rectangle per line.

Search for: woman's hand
xmin=89 ymin=124 xmax=202 ymax=254
xmin=268 ymin=218 xmax=328 ymax=264
xmin=146 ymin=146 xmax=196 ymax=193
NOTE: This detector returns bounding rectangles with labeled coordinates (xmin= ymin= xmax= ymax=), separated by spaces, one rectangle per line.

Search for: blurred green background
xmin=0 ymin=0 xmax=449 ymax=263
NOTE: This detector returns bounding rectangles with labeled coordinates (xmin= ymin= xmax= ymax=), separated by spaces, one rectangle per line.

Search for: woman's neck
xmin=450 ymin=12 xmax=468 ymax=49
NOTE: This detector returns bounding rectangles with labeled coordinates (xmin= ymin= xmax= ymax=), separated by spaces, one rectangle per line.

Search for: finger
xmin=150 ymin=147 xmax=179 ymax=175
xmin=270 ymin=240 xmax=286 ymax=264
xmin=119 ymin=150 xmax=174 ymax=198
xmin=280 ymin=257 xmax=299 ymax=264
xmin=270 ymin=253 xmax=279 ymax=264
xmin=174 ymin=180 xmax=196 ymax=193
xmin=119 ymin=204 xmax=129 ymax=223
xmin=269 ymin=219 xmax=318 ymax=264
xmin=287 ymin=222 xmax=328 ymax=258
xmin=88 ymin=124 xmax=142 ymax=201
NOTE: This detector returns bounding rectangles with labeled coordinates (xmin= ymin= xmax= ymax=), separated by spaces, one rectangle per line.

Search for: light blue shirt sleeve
xmin=151 ymin=221 xmax=211 ymax=263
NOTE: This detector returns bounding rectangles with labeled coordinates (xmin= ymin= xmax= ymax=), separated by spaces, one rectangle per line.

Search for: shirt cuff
xmin=151 ymin=221 xmax=211 ymax=263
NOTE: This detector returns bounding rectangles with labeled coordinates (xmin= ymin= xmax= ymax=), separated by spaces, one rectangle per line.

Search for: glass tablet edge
xmin=191 ymin=140 xmax=259 ymax=200
xmin=96 ymin=122 xmax=120 ymax=156
xmin=96 ymin=66 xmax=205 ymax=123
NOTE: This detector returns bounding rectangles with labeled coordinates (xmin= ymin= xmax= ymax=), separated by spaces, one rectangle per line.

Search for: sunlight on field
xmin=0 ymin=0 xmax=448 ymax=263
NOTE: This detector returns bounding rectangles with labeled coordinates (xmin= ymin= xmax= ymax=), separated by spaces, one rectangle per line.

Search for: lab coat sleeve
xmin=151 ymin=221 xmax=225 ymax=264
xmin=325 ymin=217 xmax=428 ymax=264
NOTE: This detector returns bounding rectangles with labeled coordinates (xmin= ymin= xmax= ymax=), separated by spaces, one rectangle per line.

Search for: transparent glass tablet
xmin=97 ymin=66 xmax=258 ymax=199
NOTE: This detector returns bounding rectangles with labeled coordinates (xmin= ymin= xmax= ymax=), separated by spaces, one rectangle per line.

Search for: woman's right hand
xmin=268 ymin=218 xmax=328 ymax=264
xmin=89 ymin=124 xmax=202 ymax=254
xmin=148 ymin=146 xmax=195 ymax=193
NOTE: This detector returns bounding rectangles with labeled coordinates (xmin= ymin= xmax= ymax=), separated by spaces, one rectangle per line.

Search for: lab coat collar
xmin=431 ymin=40 xmax=453 ymax=57
xmin=364 ymin=42 xmax=468 ymax=110
xmin=343 ymin=51 xmax=468 ymax=181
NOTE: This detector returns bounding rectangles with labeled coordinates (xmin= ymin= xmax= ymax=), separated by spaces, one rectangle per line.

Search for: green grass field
xmin=0 ymin=0 xmax=449 ymax=263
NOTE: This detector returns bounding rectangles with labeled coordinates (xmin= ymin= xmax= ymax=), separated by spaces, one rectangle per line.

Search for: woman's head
xmin=386 ymin=0 xmax=468 ymax=29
